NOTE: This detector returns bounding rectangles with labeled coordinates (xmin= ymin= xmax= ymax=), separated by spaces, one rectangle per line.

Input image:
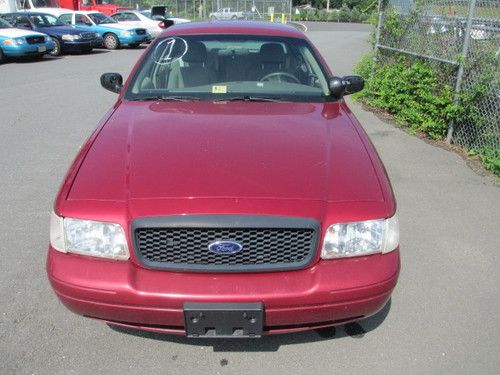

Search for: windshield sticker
xmin=152 ymin=37 xmax=188 ymax=65
xmin=212 ymin=85 xmax=228 ymax=94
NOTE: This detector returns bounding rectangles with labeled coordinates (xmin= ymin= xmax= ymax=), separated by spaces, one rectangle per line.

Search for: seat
xmin=169 ymin=41 xmax=216 ymax=88
xmin=247 ymin=43 xmax=287 ymax=81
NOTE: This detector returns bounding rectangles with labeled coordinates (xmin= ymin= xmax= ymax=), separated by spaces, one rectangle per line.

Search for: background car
xmin=1 ymin=12 xmax=102 ymax=56
xmin=140 ymin=6 xmax=190 ymax=27
xmin=111 ymin=10 xmax=162 ymax=39
xmin=0 ymin=16 xmax=54 ymax=62
xmin=57 ymin=11 xmax=151 ymax=49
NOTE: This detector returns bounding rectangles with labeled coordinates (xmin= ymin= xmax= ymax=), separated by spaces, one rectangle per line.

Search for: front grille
xmin=135 ymin=29 xmax=146 ymax=35
xmin=133 ymin=216 xmax=319 ymax=272
xmin=26 ymin=36 xmax=45 ymax=44
xmin=81 ymin=32 xmax=97 ymax=39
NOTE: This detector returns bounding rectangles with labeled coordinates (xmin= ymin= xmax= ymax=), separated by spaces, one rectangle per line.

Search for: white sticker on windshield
xmin=152 ymin=37 xmax=188 ymax=65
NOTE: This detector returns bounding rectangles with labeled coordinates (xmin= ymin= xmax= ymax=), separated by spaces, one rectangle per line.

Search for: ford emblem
xmin=208 ymin=240 xmax=243 ymax=254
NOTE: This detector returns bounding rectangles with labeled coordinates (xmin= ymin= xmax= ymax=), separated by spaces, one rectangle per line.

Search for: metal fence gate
xmin=375 ymin=0 xmax=499 ymax=156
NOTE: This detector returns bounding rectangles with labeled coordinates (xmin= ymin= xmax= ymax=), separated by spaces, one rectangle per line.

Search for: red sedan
xmin=47 ymin=21 xmax=400 ymax=338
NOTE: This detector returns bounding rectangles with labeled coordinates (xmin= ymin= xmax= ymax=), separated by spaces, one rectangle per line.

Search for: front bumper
xmin=47 ymin=246 xmax=400 ymax=335
xmin=118 ymin=33 xmax=152 ymax=45
xmin=62 ymin=37 xmax=103 ymax=52
xmin=2 ymin=41 xmax=55 ymax=57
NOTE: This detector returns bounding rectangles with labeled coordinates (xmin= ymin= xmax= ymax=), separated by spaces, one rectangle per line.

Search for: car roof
xmin=162 ymin=21 xmax=305 ymax=38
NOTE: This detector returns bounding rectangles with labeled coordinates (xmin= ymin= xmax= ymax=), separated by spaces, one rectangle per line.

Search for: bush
xmin=354 ymin=52 xmax=500 ymax=177
xmin=354 ymin=53 xmax=456 ymax=139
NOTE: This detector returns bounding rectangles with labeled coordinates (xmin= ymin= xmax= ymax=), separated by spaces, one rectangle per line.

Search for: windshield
xmin=30 ymin=14 xmax=64 ymax=27
xmin=126 ymin=35 xmax=331 ymax=102
xmin=0 ymin=18 xmax=13 ymax=28
xmin=88 ymin=13 xmax=116 ymax=24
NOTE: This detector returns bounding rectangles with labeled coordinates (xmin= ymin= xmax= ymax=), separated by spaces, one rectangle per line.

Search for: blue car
xmin=0 ymin=17 xmax=55 ymax=63
xmin=1 ymin=12 xmax=103 ymax=56
xmin=58 ymin=11 xmax=152 ymax=50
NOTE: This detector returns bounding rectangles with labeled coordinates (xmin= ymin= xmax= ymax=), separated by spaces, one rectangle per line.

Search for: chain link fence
xmin=375 ymin=0 xmax=499 ymax=158
xmin=122 ymin=0 xmax=291 ymax=21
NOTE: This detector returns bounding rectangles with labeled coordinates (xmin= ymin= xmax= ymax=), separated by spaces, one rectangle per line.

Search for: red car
xmin=47 ymin=21 xmax=400 ymax=338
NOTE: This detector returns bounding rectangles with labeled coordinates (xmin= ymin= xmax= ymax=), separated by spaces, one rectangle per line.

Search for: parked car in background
xmin=1 ymin=12 xmax=101 ymax=55
xmin=209 ymin=7 xmax=246 ymax=20
xmin=0 ymin=16 xmax=54 ymax=62
xmin=57 ymin=0 xmax=128 ymax=16
xmin=47 ymin=21 xmax=400 ymax=338
xmin=58 ymin=11 xmax=151 ymax=49
xmin=111 ymin=10 xmax=162 ymax=39
xmin=140 ymin=6 xmax=190 ymax=26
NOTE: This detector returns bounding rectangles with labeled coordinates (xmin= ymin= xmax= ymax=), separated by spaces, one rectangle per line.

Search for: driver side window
xmin=75 ymin=14 xmax=90 ymax=26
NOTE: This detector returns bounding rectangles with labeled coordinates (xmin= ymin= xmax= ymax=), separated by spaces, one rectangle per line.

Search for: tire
xmin=103 ymin=33 xmax=120 ymax=50
xmin=0 ymin=48 xmax=4 ymax=64
xmin=231 ymin=15 xmax=237 ymax=20
xmin=49 ymin=37 xmax=61 ymax=56
xmin=129 ymin=43 xmax=140 ymax=48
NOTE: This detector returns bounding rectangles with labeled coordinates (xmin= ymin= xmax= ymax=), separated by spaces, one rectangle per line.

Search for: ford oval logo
xmin=208 ymin=240 xmax=243 ymax=254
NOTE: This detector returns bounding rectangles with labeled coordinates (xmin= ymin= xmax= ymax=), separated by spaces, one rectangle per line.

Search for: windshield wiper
xmin=136 ymin=95 xmax=201 ymax=102
xmin=213 ymin=95 xmax=286 ymax=103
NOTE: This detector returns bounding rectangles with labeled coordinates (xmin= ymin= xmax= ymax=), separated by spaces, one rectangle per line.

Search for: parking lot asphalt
xmin=0 ymin=23 xmax=499 ymax=374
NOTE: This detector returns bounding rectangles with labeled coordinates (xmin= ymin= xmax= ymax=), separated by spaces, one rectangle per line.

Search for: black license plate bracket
xmin=184 ymin=302 xmax=263 ymax=338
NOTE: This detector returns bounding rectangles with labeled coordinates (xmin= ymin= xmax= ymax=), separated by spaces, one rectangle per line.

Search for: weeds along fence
xmin=121 ymin=0 xmax=292 ymax=21
xmin=374 ymin=0 xmax=499 ymax=160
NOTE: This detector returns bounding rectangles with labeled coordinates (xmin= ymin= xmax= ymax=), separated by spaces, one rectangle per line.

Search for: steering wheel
xmin=260 ymin=72 xmax=300 ymax=83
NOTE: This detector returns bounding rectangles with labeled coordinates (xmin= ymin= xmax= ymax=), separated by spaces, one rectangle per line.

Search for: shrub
xmin=354 ymin=53 xmax=455 ymax=139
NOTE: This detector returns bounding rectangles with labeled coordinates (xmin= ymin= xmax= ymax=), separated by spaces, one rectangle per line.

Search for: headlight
xmin=50 ymin=212 xmax=129 ymax=260
xmin=3 ymin=38 xmax=25 ymax=45
xmin=120 ymin=30 xmax=133 ymax=36
xmin=61 ymin=34 xmax=81 ymax=41
xmin=321 ymin=214 xmax=399 ymax=259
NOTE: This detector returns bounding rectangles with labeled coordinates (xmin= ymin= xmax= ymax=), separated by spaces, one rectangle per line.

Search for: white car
xmin=111 ymin=10 xmax=163 ymax=39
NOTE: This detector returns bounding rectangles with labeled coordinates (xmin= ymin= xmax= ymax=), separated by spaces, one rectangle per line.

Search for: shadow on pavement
xmin=108 ymin=299 xmax=392 ymax=352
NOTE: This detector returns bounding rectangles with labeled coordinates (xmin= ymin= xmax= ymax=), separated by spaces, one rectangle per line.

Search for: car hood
xmin=0 ymin=28 xmax=47 ymax=38
xmin=35 ymin=25 xmax=85 ymax=36
xmin=99 ymin=22 xmax=141 ymax=31
xmin=68 ymin=101 xmax=384 ymax=203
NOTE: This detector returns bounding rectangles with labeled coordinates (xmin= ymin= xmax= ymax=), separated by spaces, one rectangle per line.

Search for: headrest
xmin=259 ymin=43 xmax=285 ymax=64
xmin=183 ymin=41 xmax=207 ymax=63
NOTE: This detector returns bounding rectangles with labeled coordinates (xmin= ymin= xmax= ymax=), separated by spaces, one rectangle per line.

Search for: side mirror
xmin=100 ymin=72 xmax=123 ymax=93
xmin=328 ymin=75 xmax=364 ymax=99
xmin=343 ymin=75 xmax=364 ymax=95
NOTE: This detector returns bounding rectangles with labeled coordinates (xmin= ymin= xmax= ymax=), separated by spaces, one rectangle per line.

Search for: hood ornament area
xmin=208 ymin=241 xmax=243 ymax=254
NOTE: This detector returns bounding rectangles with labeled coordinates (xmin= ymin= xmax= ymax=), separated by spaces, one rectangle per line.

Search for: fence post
xmin=371 ymin=0 xmax=383 ymax=86
xmin=445 ymin=0 xmax=477 ymax=144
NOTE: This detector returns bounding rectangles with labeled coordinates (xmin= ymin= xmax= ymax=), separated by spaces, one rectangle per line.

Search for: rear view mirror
xmin=328 ymin=75 xmax=365 ymax=99
xmin=100 ymin=72 xmax=123 ymax=94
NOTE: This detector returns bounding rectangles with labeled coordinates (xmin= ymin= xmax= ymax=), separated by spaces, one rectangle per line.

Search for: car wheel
xmin=129 ymin=43 xmax=140 ymax=48
xmin=103 ymin=33 xmax=120 ymax=50
xmin=0 ymin=48 xmax=4 ymax=64
xmin=231 ymin=15 xmax=237 ymax=20
xmin=49 ymin=37 xmax=61 ymax=56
